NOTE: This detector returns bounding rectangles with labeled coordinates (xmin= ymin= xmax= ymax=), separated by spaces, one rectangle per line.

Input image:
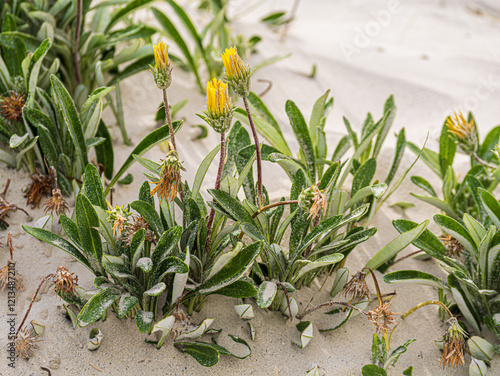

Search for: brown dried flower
xmin=150 ymin=150 xmax=185 ymax=204
xmin=441 ymin=317 xmax=467 ymax=368
xmin=0 ymin=232 xmax=24 ymax=291
xmin=298 ymin=185 xmax=327 ymax=220
xmin=0 ymin=92 xmax=25 ymax=122
xmin=43 ymin=188 xmax=69 ymax=216
xmin=1 ymin=179 xmax=30 ymax=229
xmin=439 ymin=234 xmax=464 ymax=259
xmin=15 ymin=326 xmax=40 ymax=359
xmin=342 ymin=271 xmax=370 ymax=304
xmin=53 ymin=266 xmax=78 ymax=296
xmin=121 ymin=216 xmax=156 ymax=246
xmin=367 ymin=301 xmax=397 ymax=334
xmin=24 ymin=172 xmax=53 ymax=209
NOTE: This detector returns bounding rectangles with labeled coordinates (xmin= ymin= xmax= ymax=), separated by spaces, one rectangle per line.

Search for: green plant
xmin=408 ymin=112 xmax=500 ymax=221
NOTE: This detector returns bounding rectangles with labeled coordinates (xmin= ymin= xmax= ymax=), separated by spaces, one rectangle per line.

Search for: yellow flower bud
xmin=203 ymin=78 xmax=234 ymax=133
xmin=445 ymin=111 xmax=477 ymax=153
xmin=221 ymin=47 xmax=253 ymax=97
xmin=150 ymin=41 xmax=172 ymax=89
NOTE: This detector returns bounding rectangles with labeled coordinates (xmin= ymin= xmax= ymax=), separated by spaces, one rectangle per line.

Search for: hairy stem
xmin=363 ymin=267 xmax=383 ymax=306
xmin=73 ymin=0 xmax=82 ymax=86
xmin=298 ymin=301 xmax=367 ymax=320
xmin=243 ymin=96 xmax=263 ymax=207
xmin=401 ymin=300 xmax=453 ymax=320
xmin=276 ymin=282 xmax=293 ymax=322
xmin=204 ymin=132 xmax=226 ymax=254
xmin=472 ymin=152 xmax=496 ymax=170
xmin=17 ymin=274 xmax=53 ymax=336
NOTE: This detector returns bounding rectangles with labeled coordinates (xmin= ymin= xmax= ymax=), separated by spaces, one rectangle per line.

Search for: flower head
xmin=15 ymin=326 xmax=40 ymax=359
xmin=53 ymin=266 xmax=78 ymax=296
xmin=43 ymin=188 xmax=69 ymax=216
xmin=439 ymin=234 xmax=464 ymax=259
xmin=441 ymin=317 xmax=467 ymax=368
xmin=446 ymin=111 xmax=477 ymax=153
xmin=150 ymin=41 xmax=172 ymax=90
xmin=367 ymin=301 xmax=397 ymax=334
xmin=342 ymin=271 xmax=370 ymax=304
xmin=221 ymin=47 xmax=253 ymax=97
xmin=121 ymin=215 xmax=156 ymax=246
xmin=150 ymin=150 xmax=185 ymax=204
xmin=298 ymin=185 xmax=327 ymax=220
xmin=0 ymin=92 xmax=25 ymax=122
xmin=106 ymin=204 xmax=132 ymax=236
xmin=203 ymin=78 xmax=234 ymax=133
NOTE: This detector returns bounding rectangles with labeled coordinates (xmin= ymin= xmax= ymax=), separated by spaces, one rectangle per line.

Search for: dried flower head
xmin=342 ymin=271 xmax=370 ymax=304
xmin=367 ymin=301 xmax=397 ymax=334
xmin=0 ymin=92 xmax=25 ymax=122
xmin=221 ymin=46 xmax=253 ymax=97
xmin=150 ymin=150 xmax=185 ymax=204
xmin=439 ymin=234 xmax=464 ymax=259
xmin=121 ymin=215 xmax=156 ymax=246
xmin=441 ymin=317 xmax=467 ymax=368
xmin=24 ymin=172 xmax=53 ymax=209
xmin=106 ymin=204 xmax=132 ymax=236
xmin=43 ymin=188 xmax=69 ymax=216
xmin=446 ymin=111 xmax=477 ymax=153
xmin=53 ymin=266 xmax=78 ymax=296
xmin=150 ymin=41 xmax=172 ymax=89
xmin=15 ymin=326 xmax=40 ymax=359
xmin=298 ymin=185 xmax=327 ymax=220
xmin=203 ymin=78 xmax=234 ymax=133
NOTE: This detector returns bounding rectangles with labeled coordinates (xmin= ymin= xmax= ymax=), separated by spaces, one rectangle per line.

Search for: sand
xmin=1 ymin=0 xmax=500 ymax=375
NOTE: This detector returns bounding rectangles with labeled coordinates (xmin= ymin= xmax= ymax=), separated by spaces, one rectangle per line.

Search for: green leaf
xmin=210 ymin=280 xmax=258 ymax=298
xmin=247 ymin=92 xmax=282 ymax=137
xmin=434 ymin=214 xmax=477 ymax=257
xmin=26 ymin=39 xmax=51 ymax=108
xmin=194 ymin=242 xmax=263 ymax=295
xmin=50 ymin=75 xmax=88 ymax=169
xmin=479 ymin=187 xmax=500 ymax=227
xmin=95 ymin=121 xmax=114 ymax=180
xmin=318 ymin=161 xmax=340 ymax=191
xmin=174 ymin=342 xmax=220 ymax=367
xmin=439 ymin=121 xmax=456 ymax=177
xmin=83 ymin=164 xmax=107 ymax=209
xmin=286 ymin=100 xmax=316 ymax=181
xmin=362 ymin=365 xmax=387 ymax=376
xmin=117 ymin=293 xmax=139 ymax=318
xmin=411 ymin=176 xmax=437 ymax=197
xmin=410 ymin=193 xmax=459 ymax=221
xmin=256 ymin=281 xmax=277 ymax=308
xmin=192 ymin=144 xmax=220 ymax=199
xmin=106 ymin=0 xmax=155 ymax=31
xmin=364 ymin=220 xmax=429 ymax=271
xmin=144 ymin=282 xmax=166 ymax=297
xmin=77 ymin=288 xmax=121 ymax=327
xmin=352 ymin=158 xmax=376 ymax=196
xmin=135 ymin=310 xmax=154 ymax=333
xmin=383 ymin=270 xmax=449 ymax=291
xmin=385 ymin=128 xmax=405 ymax=185
xmin=292 ymin=253 xmax=344 ymax=283
xmin=105 ymin=121 xmax=182 ymax=194
xmin=407 ymin=142 xmax=441 ymax=178
xmin=448 ymin=274 xmax=482 ymax=334
xmin=372 ymin=95 xmax=396 ymax=159
xmin=309 ymin=90 xmax=330 ymax=143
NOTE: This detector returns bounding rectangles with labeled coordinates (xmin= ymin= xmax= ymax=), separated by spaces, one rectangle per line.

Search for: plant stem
xmin=242 ymin=96 xmax=263 ymax=207
xmin=73 ymin=0 xmax=82 ymax=86
xmin=17 ymin=274 xmax=53 ymax=336
xmin=298 ymin=301 xmax=367 ymax=320
xmin=401 ymin=300 xmax=453 ymax=320
xmin=251 ymin=200 xmax=298 ymax=218
xmin=391 ymin=250 xmax=424 ymax=266
xmin=8 ymin=231 xmax=13 ymax=260
xmin=363 ymin=267 xmax=383 ymax=306
xmin=472 ymin=152 xmax=496 ymax=170
xmin=276 ymin=282 xmax=293 ymax=322
xmin=204 ymin=132 xmax=226 ymax=254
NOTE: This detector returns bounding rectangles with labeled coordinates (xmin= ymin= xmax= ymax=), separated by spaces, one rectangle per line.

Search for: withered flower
xmin=43 ymin=188 xmax=69 ymax=216
xmin=106 ymin=204 xmax=132 ymax=236
xmin=298 ymin=185 xmax=327 ymax=220
xmin=439 ymin=234 xmax=464 ymax=259
xmin=342 ymin=271 xmax=370 ymax=304
xmin=0 ymin=233 xmax=24 ymax=291
xmin=53 ymin=266 xmax=78 ymax=296
xmin=441 ymin=317 xmax=467 ymax=368
xmin=0 ymin=92 xmax=25 ymax=122
xmin=121 ymin=215 xmax=156 ymax=246
xmin=1 ymin=178 xmax=31 ymax=229
xmin=15 ymin=326 xmax=40 ymax=359
xmin=150 ymin=150 xmax=185 ymax=204
xmin=367 ymin=301 xmax=397 ymax=334
xmin=24 ymin=172 xmax=53 ymax=209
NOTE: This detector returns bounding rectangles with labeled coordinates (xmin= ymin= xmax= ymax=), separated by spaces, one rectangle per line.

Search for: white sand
xmin=1 ymin=0 xmax=500 ymax=375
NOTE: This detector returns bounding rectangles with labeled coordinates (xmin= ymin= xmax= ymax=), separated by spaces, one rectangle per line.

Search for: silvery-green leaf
xmin=330 ymin=267 xmax=349 ymax=298
xmin=175 ymin=318 xmax=214 ymax=340
xmin=144 ymin=282 xmax=166 ymax=297
xmin=305 ymin=366 xmax=322 ymax=376
xmin=292 ymin=253 xmax=344 ymax=283
xmin=135 ymin=310 xmax=154 ymax=333
xmin=383 ymin=270 xmax=450 ymax=291
xmin=32 ymin=214 xmax=52 ymax=231
xmin=234 ymin=304 xmax=254 ymax=319
xmin=293 ymin=321 xmax=313 ymax=349
xmin=63 ymin=304 xmax=77 ymax=329
xmin=468 ymin=337 xmax=495 ymax=361
xmin=88 ymin=328 xmax=103 ymax=351
xmin=77 ymin=288 xmax=120 ymax=327
xmin=469 ymin=358 xmax=488 ymax=376
xmin=248 ymin=322 xmax=256 ymax=341
xmin=102 ymin=254 xmax=124 ymax=266
xmin=321 ymin=300 xmax=369 ymax=332
xmin=152 ymin=315 xmax=175 ymax=349
xmin=30 ymin=320 xmax=44 ymax=335
xmin=170 ymin=249 xmax=190 ymax=308
xmin=206 ymin=242 xmax=242 ymax=280
xmin=137 ymin=257 xmax=153 ymax=273
xmin=281 ymin=296 xmax=298 ymax=318
xmin=9 ymin=133 xmax=29 ymax=148
xmin=117 ymin=293 xmax=139 ymax=319
xmin=257 ymin=281 xmax=277 ymax=308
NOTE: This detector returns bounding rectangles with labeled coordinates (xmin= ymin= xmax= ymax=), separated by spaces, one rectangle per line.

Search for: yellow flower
xmin=446 ymin=111 xmax=477 ymax=153
xmin=203 ymin=78 xmax=234 ymax=133
xmin=150 ymin=41 xmax=172 ymax=89
xmin=106 ymin=204 xmax=132 ymax=236
xmin=221 ymin=47 xmax=252 ymax=97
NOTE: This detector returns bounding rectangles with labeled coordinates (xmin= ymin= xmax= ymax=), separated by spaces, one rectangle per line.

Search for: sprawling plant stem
xmin=252 ymin=200 xmax=298 ymax=218
xmin=204 ymin=132 xmax=226 ymax=254
xmin=471 ymin=151 xmax=496 ymax=170
xmin=73 ymin=0 xmax=82 ymax=86
xmin=16 ymin=274 xmax=53 ymax=336
xmin=364 ymin=267 xmax=383 ymax=306
xmin=243 ymin=96 xmax=263 ymax=207
xmin=401 ymin=300 xmax=453 ymax=320
xmin=297 ymin=301 xmax=367 ymax=320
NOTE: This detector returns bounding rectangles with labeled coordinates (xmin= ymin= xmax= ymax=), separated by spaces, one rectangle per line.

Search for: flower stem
xmin=17 ymin=274 xmax=53 ymax=336
xmin=251 ymin=200 xmax=298 ymax=218
xmin=472 ymin=152 xmax=496 ymax=170
xmin=243 ymin=96 xmax=263 ymax=207
xmin=363 ymin=267 xmax=383 ymax=306
xmin=401 ymin=300 xmax=453 ymax=320
xmin=298 ymin=301 xmax=367 ymax=320
xmin=204 ymin=132 xmax=226 ymax=254
xmin=73 ymin=0 xmax=82 ymax=86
